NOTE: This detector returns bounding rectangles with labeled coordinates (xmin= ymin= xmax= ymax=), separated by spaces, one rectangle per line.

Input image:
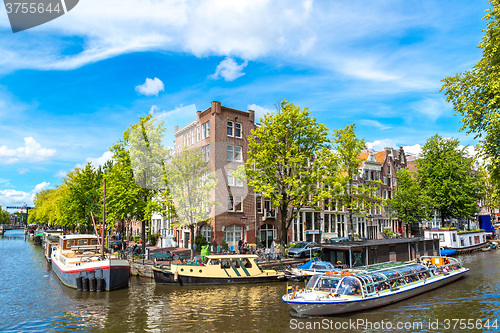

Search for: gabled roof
xmin=358 ymin=151 xmax=385 ymax=164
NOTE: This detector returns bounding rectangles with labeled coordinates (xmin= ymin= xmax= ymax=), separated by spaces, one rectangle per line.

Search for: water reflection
xmin=2 ymin=229 xmax=500 ymax=333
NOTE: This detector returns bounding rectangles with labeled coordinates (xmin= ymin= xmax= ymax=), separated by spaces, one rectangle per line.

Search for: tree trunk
xmin=141 ymin=219 xmax=146 ymax=255
xmin=190 ymin=224 xmax=195 ymax=259
xmin=440 ymin=209 xmax=445 ymax=228
xmin=280 ymin=204 xmax=288 ymax=253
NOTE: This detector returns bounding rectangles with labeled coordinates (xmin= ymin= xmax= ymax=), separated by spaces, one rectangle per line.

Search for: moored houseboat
xmin=51 ymin=234 xmax=130 ymax=291
xmin=282 ymin=256 xmax=468 ymax=316
xmin=42 ymin=230 xmax=64 ymax=262
xmin=152 ymin=254 xmax=285 ymax=285
xmin=424 ymin=228 xmax=488 ymax=254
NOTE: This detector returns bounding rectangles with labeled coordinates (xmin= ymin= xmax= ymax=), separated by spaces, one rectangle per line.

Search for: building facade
xmin=161 ymin=101 xmax=417 ymax=249
xmin=171 ymin=101 xmax=281 ymax=249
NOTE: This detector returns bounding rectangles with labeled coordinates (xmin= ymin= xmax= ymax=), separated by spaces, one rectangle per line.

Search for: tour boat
xmin=51 ymin=234 xmax=130 ymax=291
xmin=152 ymin=254 xmax=285 ymax=285
xmin=282 ymin=256 xmax=468 ymax=316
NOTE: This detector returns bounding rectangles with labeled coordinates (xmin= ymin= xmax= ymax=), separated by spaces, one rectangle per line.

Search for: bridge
xmin=0 ymin=224 xmax=26 ymax=235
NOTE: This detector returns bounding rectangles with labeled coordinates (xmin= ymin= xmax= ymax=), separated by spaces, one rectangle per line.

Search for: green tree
xmin=29 ymin=186 xmax=69 ymax=228
xmin=387 ymin=168 xmax=431 ymax=236
xmin=330 ymin=124 xmax=382 ymax=240
xmin=63 ymin=163 xmax=103 ymax=233
xmin=0 ymin=206 xmax=10 ymax=224
xmin=164 ymin=147 xmax=217 ymax=258
xmin=416 ymin=135 xmax=484 ymax=227
xmin=243 ymin=100 xmax=330 ymax=250
xmin=441 ymin=0 xmax=500 ymax=185
xmin=108 ymin=114 xmax=169 ymax=254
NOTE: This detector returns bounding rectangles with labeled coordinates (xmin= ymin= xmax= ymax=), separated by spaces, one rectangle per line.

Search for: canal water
xmin=1 ymin=229 xmax=500 ymax=333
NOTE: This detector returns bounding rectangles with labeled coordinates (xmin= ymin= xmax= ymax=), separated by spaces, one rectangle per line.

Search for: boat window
xmin=232 ymin=259 xmax=240 ymax=268
xmin=90 ymin=239 xmax=98 ymax=245
xmin=209 ymin=259 xmax=220 ymax=265
xmin=77 ymin=239 xmax=88 ymax=246
xmin=305 ymin=276 xmax=321 ymax=290
xmin=241 ymin=258 xmax=252 ymax=268
xmin=316 ymin=277 xmax=340 ymax=292
xmin=220 ymin=259 xmax=231 ymax=269
xmin=312 ymin=264 xmax=327 ymax=270
xmin=67 ymin=240 xmax=75 ymax=248
xmin=337 ymin=277 xmax=362 ymax=296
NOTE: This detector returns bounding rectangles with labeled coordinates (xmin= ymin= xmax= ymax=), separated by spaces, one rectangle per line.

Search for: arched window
xmin=200 ymin=225 xmax=212 ymax=243
xmin=225 ymin=224 xmax=243 ymax=247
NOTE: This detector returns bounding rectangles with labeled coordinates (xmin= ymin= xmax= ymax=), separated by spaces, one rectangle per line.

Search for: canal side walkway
xmin=127 ymin=246 xmax=309 ymax=279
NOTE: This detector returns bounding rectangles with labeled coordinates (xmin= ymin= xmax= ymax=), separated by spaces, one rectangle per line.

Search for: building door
xmin=259 ymin=224 xmax=276 ymax=248
xmin=225 ymin=225 xmax=243 ymax=250
xmin=183 ymin=231 xmax=190 ymax=248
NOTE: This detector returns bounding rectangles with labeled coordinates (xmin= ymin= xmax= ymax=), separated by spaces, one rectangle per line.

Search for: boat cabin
xmin=58 ymin=234 xmax=102 ymax=255
xmin=424 ymin=229 xmax=487 ymax=249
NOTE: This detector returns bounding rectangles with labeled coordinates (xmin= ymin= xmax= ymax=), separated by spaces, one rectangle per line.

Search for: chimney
xmin=211 ymin=101 xmax=221 ymax=115
xmin=248 ymin=109 xmax=255 ymax=123
xmin=196 ymin=111 xmax=201 ymax=121
xmin=174 ymin=125 xmax=178 ymax=133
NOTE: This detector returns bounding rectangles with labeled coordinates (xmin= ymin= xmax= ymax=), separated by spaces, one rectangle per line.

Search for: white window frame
xmin=227 ymin=171 xmax=235 ymax=186
xmin=235 ymin=122 xmax=242 ymax=138
xmin=206 ymin=121 xmax=210 ymax=138
xmin=196 ymin=126 xmax=200 ymax=142
xmin=227 ymin=145 xmax=234 ymax=161
xmin=200 ymin=225 xmax=211 ymax=243
xmin=227 ymin=121 xmax=234 ymax=137
xmin=234 ymin=146 xmax=242 ymax=162
xmin=202 ymin=124 xmax=206 ymax=140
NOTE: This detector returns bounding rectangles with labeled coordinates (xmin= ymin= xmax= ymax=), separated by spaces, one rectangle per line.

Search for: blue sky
xmin=0 ymin=0 xmax=489 ymax=210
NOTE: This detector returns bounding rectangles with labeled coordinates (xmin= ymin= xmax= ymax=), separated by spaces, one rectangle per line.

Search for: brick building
xmin=171 ymin=101 xmax=281 ymax=249
xmin=290 ymin=147 xmax=409 ymax=243
xmin=159 ymin=101 xmax=415 ymax=249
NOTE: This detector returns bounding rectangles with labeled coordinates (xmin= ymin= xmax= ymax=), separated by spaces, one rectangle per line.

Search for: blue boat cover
xmin=440 ymin=248 xmax=457 ymax=256
xmin=297 ymin=258 xmax=323 ymax=270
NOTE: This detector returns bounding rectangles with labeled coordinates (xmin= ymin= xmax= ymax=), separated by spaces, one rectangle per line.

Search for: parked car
xmin=325 ymin=237 xmax=349 ymax=243
xmin=287 ymin=242 xmax=321 ymax=258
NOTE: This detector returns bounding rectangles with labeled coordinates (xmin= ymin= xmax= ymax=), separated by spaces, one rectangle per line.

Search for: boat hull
xmin=153 ymin=267 xmax=284 ymax=285
xmin=283 ymin=269 xmax=468 ymax=316
xmin=51 ymin=255 xmax=130 ymax=291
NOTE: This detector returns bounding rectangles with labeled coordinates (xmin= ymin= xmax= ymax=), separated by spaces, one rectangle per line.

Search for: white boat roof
xmin=59 ymin=234 xmax=99 ymax=240
xmin=206 ymin=254 xmax=258 ymax=259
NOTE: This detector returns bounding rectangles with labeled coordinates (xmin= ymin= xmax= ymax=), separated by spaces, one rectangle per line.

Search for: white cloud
xmin=0 ymin=137 xmax=57 ymax=165
xmin=135 ymin=77 xmax=165 ymax=96
xmin=17 ymin=168 xmax=30 ymax=175
xmin=0 ymin=189 xmax=33 ymax=208
xmin=411 ymin=97 xmax=453 ymax=121
xmin=366 ymin=139 xmax=397 ymax=152
xmin=401 ymin=144 xmax=422 ymax=156
xmin=359 ymin=119 xmax=392 ymax=130
xmin=55 ymin=170 xmax=68 ymax=178
xmin=75 ymin=151 xmax=113 ymax=169
xmin=33 ymin=181 xmax=50 ymax=193
xmin=247 ymin=104 xmax=273 ymax=122
xmin=210 ymin=58 xmax=248 ymax=81
xmin=149 ymin=105 xmax=160 ymax=115
xmin=0 ymin=181 xmax=48 ymax=208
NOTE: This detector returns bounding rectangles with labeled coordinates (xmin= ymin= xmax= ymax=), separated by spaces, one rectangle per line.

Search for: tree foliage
xmin=0 ymin=205 xmax=10 ymax=224
xmin=387 ymin=168 xmax=431 ymax=235
xmin=330 ymin=124 xmax=382 ymax=240
xmin=243 ymin=100 xmax=330 ymax=249
xmin=165 ymin=146 xmax=217 ymax=258
xmin=416 ymin=135 xmax=484 ymax=226
xmin=441 ymin=0 xmax=500 ymax=184
xmin=108 ymin=114 xmax=171 ymax=253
